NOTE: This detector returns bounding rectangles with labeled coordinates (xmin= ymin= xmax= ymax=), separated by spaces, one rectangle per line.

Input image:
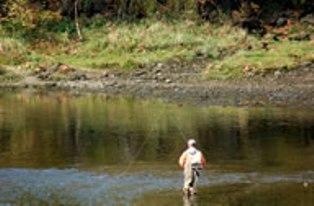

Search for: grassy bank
xmin=0 ymin=18 xmax=313 ymax=80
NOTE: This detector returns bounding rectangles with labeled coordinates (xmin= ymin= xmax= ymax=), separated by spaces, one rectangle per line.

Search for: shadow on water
xmin=0 ymin=91 xmax=313 ymax=205
xmin=135 ymin=182 xmax=314 ymax=206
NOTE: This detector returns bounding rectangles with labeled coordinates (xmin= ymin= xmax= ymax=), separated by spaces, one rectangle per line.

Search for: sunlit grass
xmin=206 ymin=40 xmax=314 ymax=79
xmin=51 ymin=20 xmax=248 ymax=69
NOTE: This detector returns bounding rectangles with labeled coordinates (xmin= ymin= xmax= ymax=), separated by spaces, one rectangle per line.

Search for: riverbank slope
xmin=1 ymin=17 xmax=313 ymax=106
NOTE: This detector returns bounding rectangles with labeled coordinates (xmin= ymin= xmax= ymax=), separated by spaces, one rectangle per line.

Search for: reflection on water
xmin=0 ymin=91 xmax=313 ymax=205
xmin=0 ymin=91 xmax=313 ymax=171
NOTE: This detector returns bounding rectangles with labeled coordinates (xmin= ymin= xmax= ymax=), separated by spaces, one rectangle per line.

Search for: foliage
xmin=4 ymin=0 xmax=61 ymax=28
xmin=1 ymin=0 xmax=312 ymax=21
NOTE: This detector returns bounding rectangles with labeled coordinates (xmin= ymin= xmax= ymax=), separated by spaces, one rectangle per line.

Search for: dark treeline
xmin=1 ymin=0 xmax=313 ymax=19
xmin=0 ymin=0 xmax=313 ymax=39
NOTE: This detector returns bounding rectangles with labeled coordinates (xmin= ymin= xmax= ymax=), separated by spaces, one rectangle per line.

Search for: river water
xmin=0 ymin=91 xmax=313 ymax=205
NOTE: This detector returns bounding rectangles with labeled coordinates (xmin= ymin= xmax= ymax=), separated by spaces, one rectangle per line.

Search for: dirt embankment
xmin=0 ymin=60 xmax=313 ymax=107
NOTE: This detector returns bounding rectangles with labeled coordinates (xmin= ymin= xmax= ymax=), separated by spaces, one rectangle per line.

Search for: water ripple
xmin=0 ymin=169 xmax=313 ymax=205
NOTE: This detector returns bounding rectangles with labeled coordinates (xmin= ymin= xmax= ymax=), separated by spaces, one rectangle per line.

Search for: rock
xmin=303 ymin=67 xmax=310 ymax=72
xmin=156 ymin=63 xmax=163 ymax=68
xmin=231 ymin=10 xmax=242 ymax=23
xmin=195 ymin=49 xmax=205 ymax=57
xmin=24 ymin=76 xmax=39 ymax=85
xmin=241 ymin=18 xmax=266 ymax=36
xmin=48 ymin=63 xmax=60 ymax=72
xmin=288 ymin=33 xmax=311 ymax=41
xmin=134 ymin=70 xmax=146 ymax=77
xmin=246 ymin=71 xmax=255 ymax=78
xmin=37 ymin=72 xmax=48 ymax=79
xmin=58 ymin=64 xmax=75 ymax=74
xmin=299 ymin=61 xmax=312 ymax=68
xmin=243 ymin=65 xmax=250 ymax=73
xmin=275 ymin=17 xmax=288 ymax=27
xmin=301 ymin=14 xmax=314 ymax=25
xmin=106 ymin=81 xmax=117 ymax=87
xmin=154 ymin=68 xmax=162 ymax=74
xmin=34 ymin=67 xmax=46 ymax=74
xmin=262 ymin=42 xmax=269 ymax=50
xmin=102 ymin=70 xmax=110 ymax=78
xmin=165 ymin=79 xmax=172 ymax=84
xmin=70 ymin=73 xmax=87 ymax=81
xmin=46 ymin=82 xmax=57 ymax=88
xmin=303 ymin=182 xmax=309 ymax=188
xmin=273 ymin=35 xmax=281 ymax=41
xmin=274 ymin=70 xmax=282 ymax=79
xmin=37 ymin=70 xmax=52 ymax=80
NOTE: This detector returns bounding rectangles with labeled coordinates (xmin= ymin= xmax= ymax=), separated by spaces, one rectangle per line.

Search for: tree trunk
xmin=74 ymin=0 xmax=83 ymax=41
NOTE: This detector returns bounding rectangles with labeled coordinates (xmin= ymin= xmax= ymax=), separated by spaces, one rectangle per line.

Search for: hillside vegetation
xmin=0 ymin=0 xmax=313 ymax=80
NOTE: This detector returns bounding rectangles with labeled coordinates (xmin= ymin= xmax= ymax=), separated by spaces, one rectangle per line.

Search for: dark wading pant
xmin=186 ymin=163 xmax=201 ymax=191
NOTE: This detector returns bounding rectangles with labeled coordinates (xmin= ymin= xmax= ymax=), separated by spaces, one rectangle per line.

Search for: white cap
xmin=187 ymin=139 xmax=196 ymax=147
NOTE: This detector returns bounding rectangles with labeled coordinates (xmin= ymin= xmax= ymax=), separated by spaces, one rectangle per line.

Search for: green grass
xmin=206 ymin=40 xmax=314 ymax=79
xmin=51 ymin=20 xmax=248 ymax=69
xmin=0 ymin=36 xmax=47 ymax=68
xmin=0 ymin=66 xmax=22 ymax=82
xmin=0 ymin=18 xmax=313 ymax=79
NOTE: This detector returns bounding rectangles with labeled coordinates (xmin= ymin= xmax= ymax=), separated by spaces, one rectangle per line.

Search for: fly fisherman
xmin=179 ymin=139 xmax=206 ymax=195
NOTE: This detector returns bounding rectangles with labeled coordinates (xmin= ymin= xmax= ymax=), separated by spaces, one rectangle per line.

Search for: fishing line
xmin=116 ymin=117 xmax=157 ymax=176
xmin=117 ymin=109 xmax=186 ymax=176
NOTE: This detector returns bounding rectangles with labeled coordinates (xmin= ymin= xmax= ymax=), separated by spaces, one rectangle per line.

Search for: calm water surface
xmin=0 ymin=91 xmax=313 ymax=205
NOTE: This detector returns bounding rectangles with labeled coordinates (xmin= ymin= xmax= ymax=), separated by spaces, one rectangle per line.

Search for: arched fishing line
xmin=116 ymin=109 xmax=186 ymax=176
xmin=116 ymin=135 xmax=150 ymax=176
xmin=116 ymin=118 xmax=157 ymax=176
xmin=169 ymin=109 xmax=188 ymax=142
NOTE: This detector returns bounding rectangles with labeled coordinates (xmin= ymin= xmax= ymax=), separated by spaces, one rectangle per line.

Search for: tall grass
xmin=0 ymin=37 xmax=28 ymax=65
xmin=52 ymin=19 xmax=249 ymax=69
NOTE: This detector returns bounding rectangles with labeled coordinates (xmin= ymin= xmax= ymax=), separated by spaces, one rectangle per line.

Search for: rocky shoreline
xmin=1 ymin=60 xmax=313 ymax=107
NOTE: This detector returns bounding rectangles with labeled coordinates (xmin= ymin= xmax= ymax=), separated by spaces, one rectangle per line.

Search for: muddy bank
xmin=0 ymin=60 xmax=313 ymax=107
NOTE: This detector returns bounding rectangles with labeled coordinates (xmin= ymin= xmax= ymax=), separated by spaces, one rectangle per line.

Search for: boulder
xmin=301 ymin=14 xmax=314 ymax=25
xmin=288 ymin=32 xmax=311 ymax=41
xmin=241 ymin=17 xmax=266 ymax=36
xmin=274 ymin=70 xmax=282 ymax=79
xmin=57 ymin=64 xmax=75 ymax=74
xmin=275 ymin=17 xmax=288 ymax=27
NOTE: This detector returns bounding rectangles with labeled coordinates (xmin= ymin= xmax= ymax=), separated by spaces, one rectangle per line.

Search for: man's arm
xmin=178 ymin=151 xmax=186 ymax=168
xmin=201 ymin=152 xmax=206 ymax=167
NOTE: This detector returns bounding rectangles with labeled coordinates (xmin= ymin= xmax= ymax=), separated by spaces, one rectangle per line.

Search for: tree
xmin=74 ymin=0 xmax=83 ymax=40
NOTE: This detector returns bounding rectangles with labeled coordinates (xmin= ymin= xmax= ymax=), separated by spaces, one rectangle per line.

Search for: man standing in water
xmin=179 ymin=139 xmax=206 ymax=195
